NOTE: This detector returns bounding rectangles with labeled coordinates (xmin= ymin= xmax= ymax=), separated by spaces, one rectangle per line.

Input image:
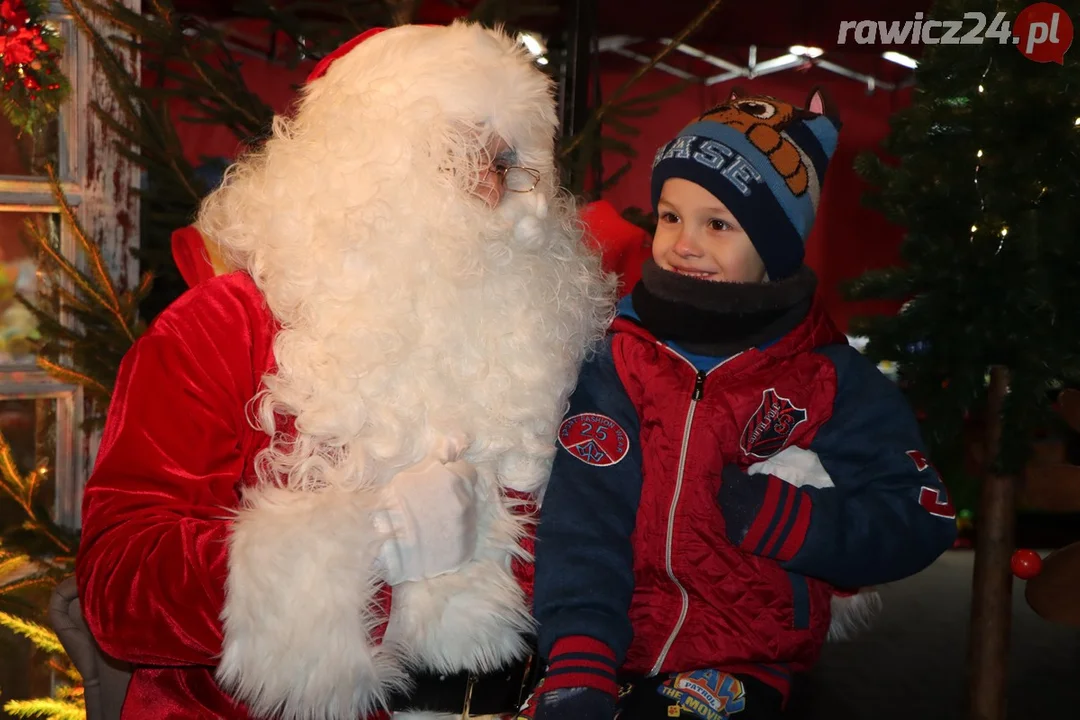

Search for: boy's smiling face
xmin=652 ymin=177 xmax=767 ymax=283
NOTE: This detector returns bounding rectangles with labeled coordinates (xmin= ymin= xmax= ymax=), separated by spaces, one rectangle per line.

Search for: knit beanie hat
xmin=650 ymin=88 xmax=841 ymax=280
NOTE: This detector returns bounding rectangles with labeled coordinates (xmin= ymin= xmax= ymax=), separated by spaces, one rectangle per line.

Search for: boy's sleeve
xmin=718 ymin=343 xmax=957 ymax=588
xmin=533 ymin=336 xmax=643 ymax=697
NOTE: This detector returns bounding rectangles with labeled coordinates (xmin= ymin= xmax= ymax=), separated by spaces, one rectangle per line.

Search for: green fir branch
xmin=2 ymin=697 xmax=84 ymax=720
xmin=0 ymin=612 xmax=65 ymax=656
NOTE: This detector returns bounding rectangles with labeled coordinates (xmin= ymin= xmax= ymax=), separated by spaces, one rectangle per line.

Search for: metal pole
xmin=557 ymin=0 xmax=597 ymax=193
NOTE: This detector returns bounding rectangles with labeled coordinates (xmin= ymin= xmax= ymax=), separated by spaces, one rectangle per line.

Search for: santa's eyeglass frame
xmin=493 ymin=163 xmax=541 ymax=193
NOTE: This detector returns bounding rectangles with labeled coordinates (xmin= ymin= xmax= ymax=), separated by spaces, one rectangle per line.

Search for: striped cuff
xmin=540 ymin=636 xmax=619 ymax=698
xmin=719 ymin=467 xmax=812 ymax=562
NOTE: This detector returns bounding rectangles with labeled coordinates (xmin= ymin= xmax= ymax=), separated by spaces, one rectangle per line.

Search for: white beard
xmin=217 ymin=188 xmax=614 ymax=719
xmin=250 ymin=187 xmax=613 ymax=673
xmin=253 ymin=188 xmax=613 ymax=495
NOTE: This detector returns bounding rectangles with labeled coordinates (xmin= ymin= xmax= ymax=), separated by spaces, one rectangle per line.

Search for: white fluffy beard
xmin=253 ymin=185 xmax=614 ymax=495
xmin=242 ymin=183 xmax=613 ymax=676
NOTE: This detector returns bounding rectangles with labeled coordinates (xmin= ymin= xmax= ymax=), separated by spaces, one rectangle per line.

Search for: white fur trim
xmin=748 ymin=445 xmax=833 ymax=489
xmin=218 ymin=485 xmax=407 ymax=720
xmin=827 ymin=589 xmax=882 ymax=641
xmin=383 ymin=474 xmax=534 ymax=673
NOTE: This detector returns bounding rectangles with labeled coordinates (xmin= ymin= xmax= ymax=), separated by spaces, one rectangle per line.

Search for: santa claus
xmin=75 ymin=22 xmax=615 ymax=720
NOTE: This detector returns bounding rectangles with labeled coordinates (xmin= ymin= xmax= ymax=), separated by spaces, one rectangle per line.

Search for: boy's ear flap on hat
xmin=806 ymin=85 xmax=841 ymax=124
xmin=727 ymin=86 xmax=748 ymax=103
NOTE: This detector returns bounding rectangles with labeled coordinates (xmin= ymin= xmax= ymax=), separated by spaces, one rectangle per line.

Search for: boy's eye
xmin=708 ymin=218 xmax=730 ymax=231
xmin=660 ymin=211 xmax=679 ymax=223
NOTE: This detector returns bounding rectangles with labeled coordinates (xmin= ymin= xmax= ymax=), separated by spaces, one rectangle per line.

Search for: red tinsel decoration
xmin=1 ymin=0 xmax=69 ymax=133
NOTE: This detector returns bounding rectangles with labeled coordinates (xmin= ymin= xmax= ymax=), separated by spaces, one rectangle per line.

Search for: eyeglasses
xmin=492 ymin=164 xmax=541 ymax=193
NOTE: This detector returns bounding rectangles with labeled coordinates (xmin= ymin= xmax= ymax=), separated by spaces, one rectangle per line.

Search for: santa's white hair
xmin=197 ymin=21 xmax=616 ymax=493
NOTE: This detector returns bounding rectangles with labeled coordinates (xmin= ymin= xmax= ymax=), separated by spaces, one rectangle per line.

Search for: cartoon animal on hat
xmin=700 ymin=87 xmax=838 ymax=196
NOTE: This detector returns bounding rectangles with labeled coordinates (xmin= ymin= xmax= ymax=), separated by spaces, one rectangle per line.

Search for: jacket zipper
xmin=649 ymin=348 xmax=742 ymax=675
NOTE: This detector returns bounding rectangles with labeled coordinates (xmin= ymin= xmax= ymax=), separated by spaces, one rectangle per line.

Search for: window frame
xmin=0 ymin=1 xmax=140 ymax=531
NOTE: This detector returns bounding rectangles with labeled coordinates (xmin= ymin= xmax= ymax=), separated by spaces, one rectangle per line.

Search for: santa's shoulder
xmin=143 ymin=271 xmax=277 ymax=356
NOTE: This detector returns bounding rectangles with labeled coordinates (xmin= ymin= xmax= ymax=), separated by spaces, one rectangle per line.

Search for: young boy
xmin=522 ymin=90 xmax=958 ymax=719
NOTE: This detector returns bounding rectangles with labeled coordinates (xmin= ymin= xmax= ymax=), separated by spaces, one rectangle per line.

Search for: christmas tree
xmin=848 ymin=0 xmax=1079 ymax=717
xmin=849 ymin=0 xmax=1080 ymax=485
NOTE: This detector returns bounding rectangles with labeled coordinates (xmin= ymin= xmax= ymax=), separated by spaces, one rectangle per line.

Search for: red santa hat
xmin=306 ymin=27 xmax=388 ymax=84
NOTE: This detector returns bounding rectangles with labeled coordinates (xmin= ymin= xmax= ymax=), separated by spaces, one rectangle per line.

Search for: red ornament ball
xmin=1011 ymin=549 xmax=1043 ymax=579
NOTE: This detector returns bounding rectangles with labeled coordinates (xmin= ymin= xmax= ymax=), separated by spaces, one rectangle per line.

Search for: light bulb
xmin=1000 ymin=227 xmax=1008 ymax=237
xmin=971 ymin=224 xmax=978 ymax=233
xmin=518 ymin=33 xmax=545 ymax=57
xmin=976 ymin=149 xmax=983 ymax=158
xmin=1075 ymin=117 xmax=1080 ymax=126
xmin=978 ymin=84 xmax=985 ymax=92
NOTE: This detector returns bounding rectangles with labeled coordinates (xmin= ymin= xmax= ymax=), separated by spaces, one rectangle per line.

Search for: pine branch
xmin=45 ymin=166 xmax=135 ymax=341
xmin=0 ymin=612 xmax=65 ymax=655
xmin=2 ymin=697 xmax=84 ymax=720
xmin=23 ymin=220 xmax=114 ymax=320
xmin=0 ymin=576 xmax=53 ymax=596
xmin=53 ymin=684 xmax=84 ymax=702
xmin=35 ymin=359 xmax=111 ymax=399
xmin=0 ymin=432 xmax=75 ymax=555
xmin=0 ymin=551 xmax=44 ymax=598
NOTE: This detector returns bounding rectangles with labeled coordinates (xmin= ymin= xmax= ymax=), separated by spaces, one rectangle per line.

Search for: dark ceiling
xmin=171 ymin=0 xmax=934 ymax=54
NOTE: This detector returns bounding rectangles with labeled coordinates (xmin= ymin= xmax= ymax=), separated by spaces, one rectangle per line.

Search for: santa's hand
xmin=373 ymin=457 xmax=479 ymax=585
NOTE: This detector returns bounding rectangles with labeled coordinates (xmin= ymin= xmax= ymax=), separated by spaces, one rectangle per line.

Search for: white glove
xmin=748 ymin=445 xmax=834 ymax=489
xmin=372 ymin=456 xmax=480 ymax=585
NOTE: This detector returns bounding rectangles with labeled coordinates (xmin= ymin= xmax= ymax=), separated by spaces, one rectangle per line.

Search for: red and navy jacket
xmin=532 ymin=295 xmax=957 ymax=700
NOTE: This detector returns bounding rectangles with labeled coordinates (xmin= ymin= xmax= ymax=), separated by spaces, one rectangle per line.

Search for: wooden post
xmin=71 ymin=0 xmax=142 ymax=288
xmin=62 ymin=0 xmax=142 ymax=498
xmin=967 ymin=365 xmax=1014 ymax=720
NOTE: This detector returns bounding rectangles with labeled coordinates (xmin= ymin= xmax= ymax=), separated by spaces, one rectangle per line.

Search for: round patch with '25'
xmin=558 ymin=413 xmax=630 ymax=467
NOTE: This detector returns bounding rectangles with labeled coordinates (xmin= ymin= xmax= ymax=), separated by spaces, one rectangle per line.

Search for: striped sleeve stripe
xmin=744 ymin=476 xmax=811 ymax=561
xmin=772 ymin=490 xmax=812 ymax=561
xmin=541 ymin=636 xmax=619 ymax=697
xmin=742 ymin=477 xmax=787 ymax=553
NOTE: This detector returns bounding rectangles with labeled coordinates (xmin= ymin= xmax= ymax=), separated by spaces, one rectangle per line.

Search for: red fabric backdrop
xmin=164 ymin=32 xmax=911 ymax=331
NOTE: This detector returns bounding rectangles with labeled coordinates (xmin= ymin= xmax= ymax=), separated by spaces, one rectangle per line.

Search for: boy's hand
xmin=524 ymin=636 xmax=619 ymax=719
xmin=531 ymin=687 xmax=617 ymax=720
xmin=716 ymin=464 xmax=812 ymax=562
